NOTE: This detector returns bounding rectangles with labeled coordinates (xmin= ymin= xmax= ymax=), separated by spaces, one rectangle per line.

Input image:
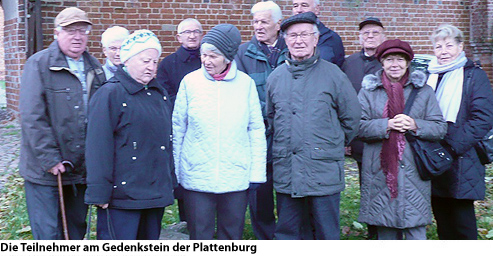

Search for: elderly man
xmin=157 ymin=18 xmax=203 ymax=107
xmin=292 ymin=0 xmax=345 ymax=67
xmin=19 ymin=7 xmax=105 ymax=240
xmin=234 ymin=0 xmax=287 ymax=240
xmin=156 ymin=18 xmax=203 ymax=223
xmin=101 ymin=26 xmax=130 ymax=79
xmin=266 ymin=12 xmax=361 ymax=240
xmin=341 ymin=17 xmax=386 ymax=240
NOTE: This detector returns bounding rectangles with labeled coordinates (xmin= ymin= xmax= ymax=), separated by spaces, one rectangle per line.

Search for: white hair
xmin=200 ymin=43 xmax=231 ymax=64
xmin=177 ymin=18 xmax=203 ymax=34
xmin=101 ymin=26 xmax=130 ymax=48
xmin=251 ymin=1 xmax=283 ymax=22
xmin=430 ymin=24 xmax=464 ymax=46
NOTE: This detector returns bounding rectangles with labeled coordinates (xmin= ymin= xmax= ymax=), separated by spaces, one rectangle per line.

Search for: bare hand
xmin=97 ymin=204 xmax=109 ymax=209
xmin=49 ymin=162 xmax=66 ymax=176
xmin=388 ymin=114 xmax=417 ymax=133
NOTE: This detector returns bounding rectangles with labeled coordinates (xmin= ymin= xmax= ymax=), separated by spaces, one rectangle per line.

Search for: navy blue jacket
xmin=156 ymin=46 xmax=201 ymax=107
xmin=85 ymin=67 xmax=176 ymax=209
xmin=317 ymin=20 xmax=345 ymax=68
xmin=432 ymin=59 xmax=493 ymax=200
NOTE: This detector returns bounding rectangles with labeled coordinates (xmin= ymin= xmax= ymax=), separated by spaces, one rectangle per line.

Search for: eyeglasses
xmin=62 ymin=26 xmax=91 ymax=36
xmin=107 ymin=46 xmax=121 ymax=52
xmin=361 ymin=30 xmax=382 ymax=38
xmin=285 ymin=32 xmax=316 ymax=41
xmin=179 ymin=29 xmax=202 ymax=36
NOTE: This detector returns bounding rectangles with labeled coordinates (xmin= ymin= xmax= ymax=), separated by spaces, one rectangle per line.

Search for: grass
xmin=1 ymin=158 xmax=492 ymax=240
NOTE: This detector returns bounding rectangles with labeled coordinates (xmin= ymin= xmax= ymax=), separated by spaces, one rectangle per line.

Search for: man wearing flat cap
xmin=19 ymin=7 xmax=105 ymax=239
xmin=266 ymin=12 xmax=361 ymax=239
xmin=341 ymin=17 xmax=386 ymax=239
xmin=292 ymin=0 xmax=345 ymax=67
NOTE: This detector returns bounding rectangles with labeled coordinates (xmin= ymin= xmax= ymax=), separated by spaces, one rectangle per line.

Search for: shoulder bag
xmin=403 ymin=87 xmax=453 ymax=180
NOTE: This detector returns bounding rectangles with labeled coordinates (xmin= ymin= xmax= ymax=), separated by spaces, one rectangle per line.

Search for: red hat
xmin=375 ymin=39 xmax=414 ymax=62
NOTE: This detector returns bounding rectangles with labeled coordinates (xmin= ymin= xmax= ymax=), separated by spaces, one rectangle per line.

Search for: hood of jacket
xmin=361 ymin=69 xmax=428 ymax=92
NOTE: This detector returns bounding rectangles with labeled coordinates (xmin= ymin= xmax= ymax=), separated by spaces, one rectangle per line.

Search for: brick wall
xmin=4 ymin=1 xmax=26 ymax=113
xmin=0 ymin=6 xmax=4 ymax=81
xmin=3 ymin=0 xmax=492 ymax=114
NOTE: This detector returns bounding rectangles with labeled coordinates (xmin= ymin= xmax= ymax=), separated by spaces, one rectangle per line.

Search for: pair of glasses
xmin=285 ymin=32 xmax=316 ymax=41
xmin=179 ymin=29 xmax=202 ymax=35
xmin=361 ymin=31 xmax=382 ymax=38
xmin=63 ymin=26 xmax=91 ymax=35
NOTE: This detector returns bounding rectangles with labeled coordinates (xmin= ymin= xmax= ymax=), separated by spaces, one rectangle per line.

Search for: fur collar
xmin=361 ymin=69 xmax=428 ymax=92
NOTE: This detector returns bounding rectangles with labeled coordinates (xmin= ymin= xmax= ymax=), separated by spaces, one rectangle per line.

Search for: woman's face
xmin=433 ymin=36 xmax=464 ymax=65
xmin=381 ymin=53 xmax=410 ymax=82
xmin=201 ymin=50 xmax=228 ymax=76
xmin=124 ymin=48 xmax=159 ymax=85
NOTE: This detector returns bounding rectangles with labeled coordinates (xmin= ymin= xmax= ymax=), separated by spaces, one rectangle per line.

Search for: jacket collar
xmin=201 ymin=59 xmax=239 ymax=81
xmin=244 ymin=35 xmax=288 ymax=63
xmin=47 ymin=41 xmax=104 ymax=75
xmin=113 ymin=66 xmax=164 ymax=95
xmin=361 ymin=69 xmax=428 ymax=92
xmin=176 ymin=46 xmax=201 ymax=63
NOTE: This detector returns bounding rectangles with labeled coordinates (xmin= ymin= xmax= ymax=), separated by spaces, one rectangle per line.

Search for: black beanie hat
xmin=201 ymin=24 xmax=241 ymax=61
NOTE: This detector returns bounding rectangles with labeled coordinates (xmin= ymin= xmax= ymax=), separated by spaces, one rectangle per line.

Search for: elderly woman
xmin=100 ymin=26 xmax=129 ymax=79
xmin=173 ymin=24 xmax=266 ymax=240
xmin=85 ymin=30 xmax=175 ymax=240
xmin=427 ymin=24 xmax=493 ymax=240
xmin=357 ymin=39 xmax=447 ymax=240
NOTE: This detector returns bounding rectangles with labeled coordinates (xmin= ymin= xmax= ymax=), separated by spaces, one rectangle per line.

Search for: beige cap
xmin=55 ymin=7 xmax=92 ymax=27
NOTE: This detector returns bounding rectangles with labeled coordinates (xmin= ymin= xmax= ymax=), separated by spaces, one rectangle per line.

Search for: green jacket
xmin=235 ymin=36 xmax=288 ymax=118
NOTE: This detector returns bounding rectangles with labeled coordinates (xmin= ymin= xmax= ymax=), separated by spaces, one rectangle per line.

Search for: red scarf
xmin=380 ymin=70 xmax=409 ymax=199
xmin=212 ymin=63 xmax=231 ymax=81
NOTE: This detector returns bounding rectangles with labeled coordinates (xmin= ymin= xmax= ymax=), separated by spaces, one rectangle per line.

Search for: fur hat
xmin=120 ymin=29 xmax=162 ymax=63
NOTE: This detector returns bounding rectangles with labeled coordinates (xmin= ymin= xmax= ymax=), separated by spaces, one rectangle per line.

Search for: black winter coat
xmin=156 ymin=46 xmax=201 ymax=107
xmin=85 ymin=67 xmax=176 ymax=209
xmin=317 ymin=20 xmax=345 ymax=68
xmin=432 ymin=59 xmax=493 ymax=200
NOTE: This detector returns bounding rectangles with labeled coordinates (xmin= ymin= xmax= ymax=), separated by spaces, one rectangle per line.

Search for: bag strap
xmin=403 ymin=86 xmax=419 ymax=115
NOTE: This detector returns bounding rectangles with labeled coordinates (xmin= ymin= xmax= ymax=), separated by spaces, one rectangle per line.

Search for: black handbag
xmin=475 ymin=129 xmax=493 ymax=165
xmin=403 ymin=87 xmax=453 ymax=180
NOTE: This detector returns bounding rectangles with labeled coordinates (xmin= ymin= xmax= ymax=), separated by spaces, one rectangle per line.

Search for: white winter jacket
xmin=173 ymin=61 xmax=266 ymax=193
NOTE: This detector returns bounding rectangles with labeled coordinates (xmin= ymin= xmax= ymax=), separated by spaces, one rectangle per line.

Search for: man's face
xmin=285 ymin=23 xmax=319 ymax=61
xmin=292 ymin=0 xmax=319 ymax=15
xmin=176 ymin=22 xmax=203 ymax=50
xmin=253 ymin=10 xmax=281 ymax=45
xmin=103 ymin=40 xmax=124 ymax=65
xmin=359 ymin=24 xmax=385 ymax=54
xmin=55 ymin=22 xmax=90 ymax=60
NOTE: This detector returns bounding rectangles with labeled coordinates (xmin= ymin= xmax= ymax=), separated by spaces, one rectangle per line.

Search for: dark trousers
xmin=184 ymin=189 xmax=248 ymax=240
xmin=248 ymin=163 xmax=275 ymax=240
xmin=431 ymin=196 xmax=478 ymax=240
xmin=275 ymin=192 xmax=341 ymax=240
xmin=24 ymin=181 xmax=87 ymax=240
xmin=96 ymin=207 xmax=164 ymax=240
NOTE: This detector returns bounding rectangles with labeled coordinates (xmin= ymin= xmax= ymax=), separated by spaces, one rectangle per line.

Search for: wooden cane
xmin=57 ymin=173 xmax=70 ymax=240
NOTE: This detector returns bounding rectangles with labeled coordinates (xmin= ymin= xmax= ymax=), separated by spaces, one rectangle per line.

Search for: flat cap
xmin=55 ymin=7 xmax=92 ymax=27
xmin=375 ymin=39 xmax=414 ymax=62
xmin=359 ymin=17 xmax=383 ymax=30
xmin=280 ymin=11 xmax=318 ymax=32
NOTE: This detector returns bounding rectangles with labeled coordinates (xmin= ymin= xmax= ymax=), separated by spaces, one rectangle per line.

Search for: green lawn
xmin=1 ymin=158 xmax=492 ymax=240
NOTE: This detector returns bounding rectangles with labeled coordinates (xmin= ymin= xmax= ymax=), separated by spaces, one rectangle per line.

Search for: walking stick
xmin=57 ymin=173 xmax=70 ymax=240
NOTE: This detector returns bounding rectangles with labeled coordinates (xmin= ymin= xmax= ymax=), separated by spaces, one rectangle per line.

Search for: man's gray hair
xmin=430 ymin=24 xmax=464 ymax=46
xmin=251 ymin=1 xmax=283 ymax=22
xmin=177 ymin=18 xmax=203 ymax=34
xmin=200 ymin=42 xmax=231 ymax=64
xmin=101 ymin=26 xmax=130 ymax=48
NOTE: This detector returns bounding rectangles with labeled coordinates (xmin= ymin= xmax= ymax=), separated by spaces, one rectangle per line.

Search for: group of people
xmin=18 ymin=0 xmax=493 ymax=241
